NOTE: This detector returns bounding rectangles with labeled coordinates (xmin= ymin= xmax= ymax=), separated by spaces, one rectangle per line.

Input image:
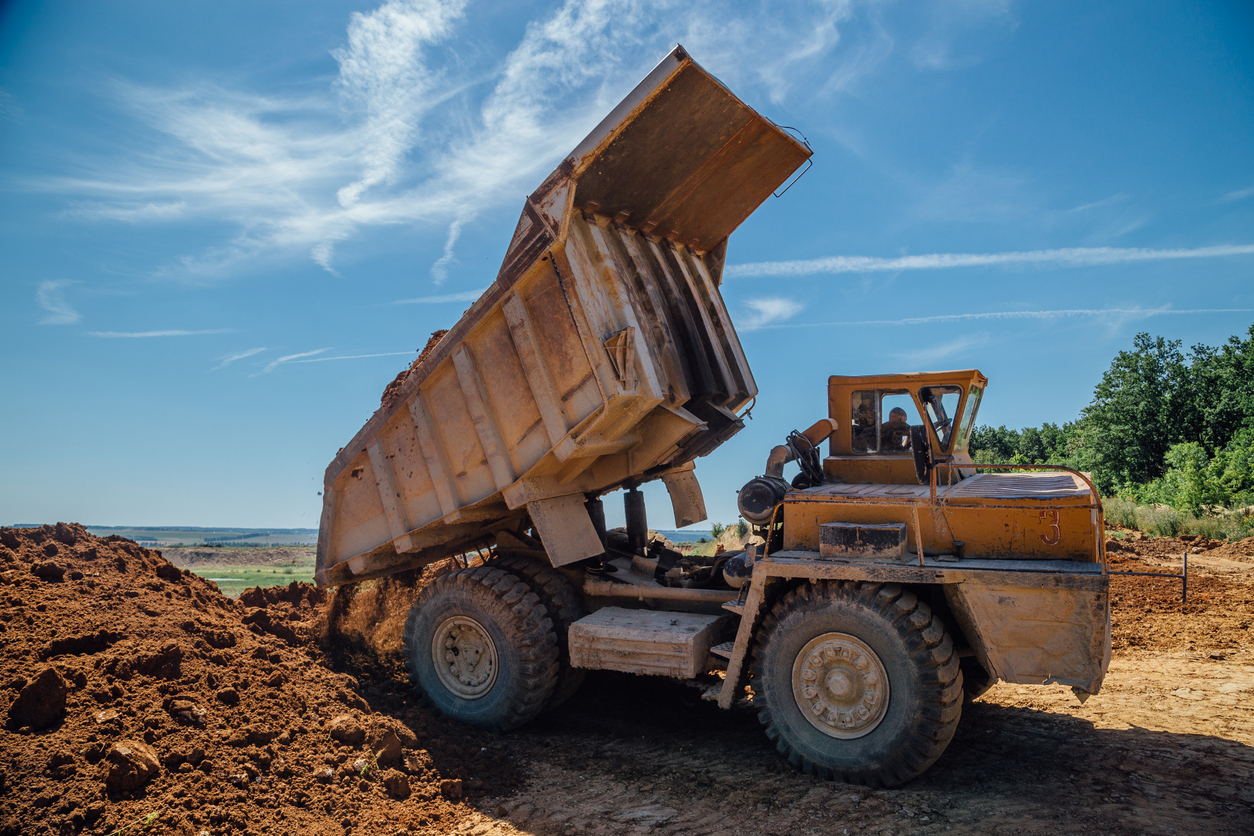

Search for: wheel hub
xmin=792 ymin=632 xmax=890 ymax=739
xmin=432 ymin=616 xmax=498 ymax=700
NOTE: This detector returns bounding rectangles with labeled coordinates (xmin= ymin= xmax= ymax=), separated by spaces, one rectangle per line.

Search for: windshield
xmin=919 ymin=386 xmax=962 ymax=451
xmin=952 ymin=385 xmax=983 ymax=451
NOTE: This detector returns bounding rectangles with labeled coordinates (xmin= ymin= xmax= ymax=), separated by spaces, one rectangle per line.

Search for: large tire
xmin=489 ymin=553 xmax=587 ymax=710
xmin=403 ymin=566 xmax=559 ymax=732
xmin=751 ymin=581 xmax=963 ymax=786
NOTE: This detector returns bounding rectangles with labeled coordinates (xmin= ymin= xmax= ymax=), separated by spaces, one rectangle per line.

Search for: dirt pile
xmin=0 ymin=524 xmax=487 ymax=836
xmin=380 ymin=330 xmax=449 ymax=411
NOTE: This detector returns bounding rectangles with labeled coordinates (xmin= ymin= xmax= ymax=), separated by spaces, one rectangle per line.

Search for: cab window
xmin=952 ymin=385 xmax=983 ymax=451
xmin=919 ymin=386 xmax=962 ymax=451
xmin=851 ymin=390 xmax=914 ymax=454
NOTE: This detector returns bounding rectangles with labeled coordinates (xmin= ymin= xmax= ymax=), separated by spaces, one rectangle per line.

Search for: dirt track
xmin=1 ymin=525 xmax=1251 ymax=836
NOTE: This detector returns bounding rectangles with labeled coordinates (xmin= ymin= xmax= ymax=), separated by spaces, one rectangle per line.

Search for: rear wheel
xmin=403 ymin=566 xmax=559 ymax=732
xmin=751 ymin=581 xmax=963 ymax=786
xmin=489 ymin=553 xmax=587 ymax=710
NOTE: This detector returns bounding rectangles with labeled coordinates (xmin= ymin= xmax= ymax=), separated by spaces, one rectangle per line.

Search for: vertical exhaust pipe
xmin=625 ymin=487 xmax=648 ymax=555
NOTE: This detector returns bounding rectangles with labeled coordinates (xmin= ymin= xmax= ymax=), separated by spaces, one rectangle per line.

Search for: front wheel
xmin=751 ymin=581 xmax=963 ymax=786
xmin=403 ymin=566 xmax=559 ymax=732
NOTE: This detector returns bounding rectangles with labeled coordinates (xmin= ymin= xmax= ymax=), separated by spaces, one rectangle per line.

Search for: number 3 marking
xmin=1040 ymin=510 xmax=1061 ymax=546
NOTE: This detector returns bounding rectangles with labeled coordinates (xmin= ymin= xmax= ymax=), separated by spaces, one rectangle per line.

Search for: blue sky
xmin=2 ymin=0 xmax=1252 ymax=529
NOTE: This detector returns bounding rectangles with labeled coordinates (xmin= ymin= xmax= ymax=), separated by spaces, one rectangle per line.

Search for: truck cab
xmin=825 ymin=370 xmax=985 ymax=486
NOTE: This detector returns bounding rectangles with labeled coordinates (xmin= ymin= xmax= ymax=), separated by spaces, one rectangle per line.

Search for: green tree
xmin=1178 ymin=325 xmax=1254 ymax=454
xmin=969 ymin=425 xmax=1019 ymax=461
xmin=1078 ymin=333 xmax=1192 ymax=493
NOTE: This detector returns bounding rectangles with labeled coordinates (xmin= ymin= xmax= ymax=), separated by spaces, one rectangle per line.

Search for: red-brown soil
xmin=380 ymin=330 xmax=448 ymax=411
xmin=2 ymin=525 xmax=1251 ymax=836
xmin=0 ymin=525 xmax=499 ymax=836
xmin=1106 ymin=535 xmax=1254 ymax=651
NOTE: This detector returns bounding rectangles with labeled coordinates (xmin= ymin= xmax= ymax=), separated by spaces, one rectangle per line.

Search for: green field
xmin=162 ymin=545 xmax=319 ymax=598
xmin=189 ymin=562 xmax=316 ymax=597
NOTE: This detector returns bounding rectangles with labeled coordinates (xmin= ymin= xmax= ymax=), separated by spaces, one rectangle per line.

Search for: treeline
xmin=969 ymin=324 xmax=1254 ymax=518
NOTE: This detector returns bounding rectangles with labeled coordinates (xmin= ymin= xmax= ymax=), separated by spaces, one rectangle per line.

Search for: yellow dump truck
xmin=316 ymin=46 xmax=1110 ymax=787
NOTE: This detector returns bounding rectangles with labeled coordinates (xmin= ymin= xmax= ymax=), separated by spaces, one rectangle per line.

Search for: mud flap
xmin=943 ymin=576 xmax=1111 ymax=694
xmin=660 ymin=463 xmax=707 ymax=528
xmin=527 ymin=494 xmax=605 ymax=568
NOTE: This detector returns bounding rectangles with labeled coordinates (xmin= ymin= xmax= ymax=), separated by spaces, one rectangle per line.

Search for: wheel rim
xmin=432 ymin=615 xmax=499 ymax=700
xmin=791 ymin=632 xmax=890 ymax=739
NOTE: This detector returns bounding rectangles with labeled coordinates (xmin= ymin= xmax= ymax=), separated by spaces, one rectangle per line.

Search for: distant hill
xmin=654 ymin=529 xmax=713 ymax=544
xmin=67 ymin=526 xmax=319 ymax=547
xmin=10 ymin=523 xmax=710 ymax=547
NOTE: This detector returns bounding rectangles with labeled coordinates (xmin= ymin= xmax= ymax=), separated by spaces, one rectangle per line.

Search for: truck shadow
xmin=513 ymin=672 xmax=1254 ymax=833
xmin=321 ymin=641 xmax=1253 ymax=834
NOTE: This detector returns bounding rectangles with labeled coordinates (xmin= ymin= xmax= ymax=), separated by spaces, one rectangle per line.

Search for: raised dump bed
xmin=316 ymin=46 xmax=811 ymax=587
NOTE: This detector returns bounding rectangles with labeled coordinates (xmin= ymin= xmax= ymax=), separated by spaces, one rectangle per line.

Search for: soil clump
xmin=0 ymin=524 xmax=492 ymax=836
xmin=380 ymin=330 xmax=449 ymax=411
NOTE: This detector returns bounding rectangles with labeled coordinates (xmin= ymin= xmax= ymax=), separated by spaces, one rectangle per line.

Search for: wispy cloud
xmin=727 ymin=244 xmax=1254 ymax=278
xmin=40 ymin=0 xmax=933 ymax=284
xmin=289 ymin=351 xmax=414 ymax=363
xmin=258 ymin=348 xmax=331 ymax=375
xmin=749 ymin=306 xmax=1254 ymax=331
xmin=1066 ymin=193 xmax=1127 ymax=214
xmin=389 ymin=287 xmax=487 ymax=305
xmin=333 ymin=0 xmax=469 ymax=210
xmin=1221 ymin=184 xmax=1254 ymax=203
xmin=35 ymin=280 xmax=81 ymax=325
xmin=88 ymin=329 xmax=231 ymax=338
xmin=894 ymin=334 xmax=989 ymax=367
xmin=253 ymin=348 xmax=413 ymax=374
xmin=740 ymin=297 xmax=804 ymax=331
xmin=430 ymin=216 xmax=469 ymax=285
xmin=64 ymin=200 xmax=188 ymax=223
xmin=211 ymin=347 xmax=266 ymax=370
xmin=0 ymin=86 xmax=21 ymax=121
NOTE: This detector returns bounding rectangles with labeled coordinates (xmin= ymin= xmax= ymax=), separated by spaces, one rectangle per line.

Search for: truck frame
xmin=316 ymin=47 xmax=1111 ymax=787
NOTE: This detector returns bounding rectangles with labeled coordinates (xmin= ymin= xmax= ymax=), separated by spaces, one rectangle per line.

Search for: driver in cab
xmin=881 ymin=407 xmax=912 ymax=452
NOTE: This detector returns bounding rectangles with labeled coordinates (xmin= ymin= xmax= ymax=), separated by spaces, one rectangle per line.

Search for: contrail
xmin=289 ymin=351 xmax=414 ymax=363
xmin=88 ymin=329 xmax=231 ymax=338
xmin=727 ymin=244 xmax=1254 ymax=278
xmin=750 ymin=307 xmax=1254 ymax=330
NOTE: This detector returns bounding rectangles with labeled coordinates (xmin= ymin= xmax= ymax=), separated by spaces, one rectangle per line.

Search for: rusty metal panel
xmin=659 ymin=462 xmax=707 ymax=528
xmin=526 ymin=494 xmax=604 ymax=567
xmin=819 ymin=522 xmax=908 ymax=562
xmin=945 ymin=472 xmax=1089 ymax=500
xmin=943 ymin=579 xmax=1110 ymax=694
xmin=568 ymin=607 xmax=724 ymax=679
xmin=783 ymin=474 xmax=1099 ymax=562
xmin=565 ymin=56 xmax=810 ymax=253
xmin=316 ymin=47 xmax=808 ymax=586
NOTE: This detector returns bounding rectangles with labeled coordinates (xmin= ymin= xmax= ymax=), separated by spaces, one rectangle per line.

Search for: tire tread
xmin=488 ymin=554 xmax=588 ymax=711
xmin=750 ymin=580 xmax=963 ymax=787
xmin=402 ymin=567 xmax=558 ymax=732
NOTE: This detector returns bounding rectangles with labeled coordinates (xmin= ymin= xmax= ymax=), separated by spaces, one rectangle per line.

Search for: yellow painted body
xmin=783 ymin=370 xmax=1103 ymax=564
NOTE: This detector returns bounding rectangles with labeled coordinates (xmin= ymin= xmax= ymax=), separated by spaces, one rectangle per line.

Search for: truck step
xmin=568 ymin=607 xmax=724 ymax=679
xmin=709 ymin=641 xmax=735 ymax=660
xmin=721 ymin=600 xmax=745 ymax=616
